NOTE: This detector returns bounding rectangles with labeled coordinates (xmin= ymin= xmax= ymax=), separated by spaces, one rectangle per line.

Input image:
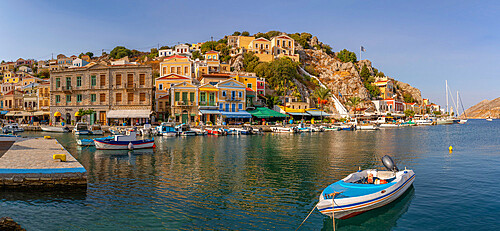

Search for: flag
xmin=361 ymin=46 xmax=366 ymax=52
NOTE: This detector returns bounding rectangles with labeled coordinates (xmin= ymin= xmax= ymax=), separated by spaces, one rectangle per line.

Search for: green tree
xmin=265 ymin=95 xmax=281 ymax=109
xmin=243 ymin=52 xmax=261 ymax=72
xmin=337 ymin=49 xmax=357 ymax=63
xmin=304 ymin=65 xmax=318 ymax=76
xmin=38 ymin=69 xmax=50 ymax=78
xmin=160 ymin=45 xmax=170 ymax=50
xmin=346 ymin=97 xmax=362 ymax=113
xmin=404 ymin=109 xmax=415 ymax=118
xmin=200 ymin=41 xmax=218 ymax=53
xmin=85 ymin=52 xmax=94 ymax=58
xmin=403 ymin=93 xmax=415 ymax=103
xmin=360 ymin=65 xmax=370 ymax=81
xmin=78 ymin=53 xmax=84 ymax=58
xmin=192 ymin=50 xmax=204 ymax=60
xmin=232 ymin=31 xmax=241 ymax=36
xmin=148 ymin=48 xmax=158 ymax=59
xmin=110 ymin=46 xmax=132 ymax=59
xmin=241 ymin=31 xmax=250 ymax=36
xmin=376 ymin=71 xmax=385 ymax=77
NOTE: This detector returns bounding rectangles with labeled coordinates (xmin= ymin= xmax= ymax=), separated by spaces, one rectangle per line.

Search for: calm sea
xmin=1 ymin=120 xmax=500 ymax=230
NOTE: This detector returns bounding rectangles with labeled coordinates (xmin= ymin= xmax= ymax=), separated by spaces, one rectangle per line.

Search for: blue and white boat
xmin=156 ymin=122 xmax=177 ymax=137
xmin=317 ymin=155 xmax=415 ymax=219
xmin=94 ymin=131 xmax=154 ymax=150
xmin=73 ymin=122 xmax=90 ymax=135
xmin=77 ymin=135 xmax=114 ymax=146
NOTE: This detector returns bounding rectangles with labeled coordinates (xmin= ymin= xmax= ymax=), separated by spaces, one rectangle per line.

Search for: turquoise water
xmin=1 ymin=120 xmax=500 ymax=230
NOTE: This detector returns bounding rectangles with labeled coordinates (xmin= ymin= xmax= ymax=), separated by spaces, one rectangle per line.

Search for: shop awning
xmin=0 ymin=111 xmax=8 ymax=115
xmin=18 ymin=111 xmax=32 ymax=116
xmin=306 ymin=110 xmax=331 ymax=117
xmin=247 ymin=107 xmax=288 ymax=118
xmin=54 ymin=111 xmax=62 ymax=117
xmin=199 ymin=109 xmax=221 ymax=115
xmin=287 ymin=112 xmax=309 ymax=116
xmin=220 ymin=110 xmax=252 ymax=118
xmin=5 ymin=111 xmax=21 ymax=116
xmin=107 ymin=110 xmax=151 ymax=119
xmin=34 ymin=111 xmax=50 ymax=116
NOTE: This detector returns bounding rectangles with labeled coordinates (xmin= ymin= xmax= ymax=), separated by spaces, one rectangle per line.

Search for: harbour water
xmin=1 ymin=120 xmax=500 ymax=230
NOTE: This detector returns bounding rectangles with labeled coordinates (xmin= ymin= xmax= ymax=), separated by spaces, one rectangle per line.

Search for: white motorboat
xmin=176 ymin=124 xmax=196 ymax=136
xmin=73 ymin=122 xmax=90 ymax=135
xmin=356 ymin=124 xmax=380 ymax=130
xmin=2 ymin=123 xmax=24 ymax=134
xmin=191 ymin=128 xmax=207 ymax=136
xmin=436 ymin=119 xmax=454 ymax=125
xmin=486 ymin=118 xmax=493 ymax=122
xmin=270 ymin=126 xmax=299 ymax=133
xmin=89 ymin=124 xmax=104 ymax=135
xmin=156 ymin=122 xmax=177 ymax=136
xmin=317 ymin=155 xmax=415 ymax=219
xmin=379 ymin=123 xmax=400 ymax=128
xmin=41 ymin=126 xmax=70 ymax=133
xmin=414 ymin=119 xmax=434 ymax=125
xmin=458 ymin=119 xmax=468 ymax=124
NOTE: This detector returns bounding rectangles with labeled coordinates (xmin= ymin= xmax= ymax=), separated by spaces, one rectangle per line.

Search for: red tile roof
xmin=156 ymin=73 xmax=191 ymax=80
xmin=205 ymin=50 xmax=218 ymax=54
xmin=165 ymin=55 xmax=189 ymax=60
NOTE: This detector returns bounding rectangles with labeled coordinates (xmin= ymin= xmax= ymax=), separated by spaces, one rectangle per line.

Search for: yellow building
xmin=170 ymin=82 xmax=199 ymax=124
xmin=155 ymin=73 xmax=192 ymax=120
xmin=192 ymin=42 xmax=204 ymax=51
xmin=373 ymin=79 xmax=394 ymax=99
xmin=231 ymin=75 xmax=258 ymax=91
xmin=198 ymin=83 xmax=218 ymax=107
xmin=228 ymin=36 xmax=255 ymax=49
xmin=159 ymin=55 xmax=192 ymax=77
xmin=21 ymin=76 xmax=43 ymax=86
xmin=37 ymin=82 xmax=50 ymax=111
xmin=216 ymin=79 xmax=246 ymax=112
xmin=3 ymin=71 xmax=16 ymax=83
xmin=271 ymin=35 xmax=300 ymax=62
xmin=248 ymin=38 xmax=273 ymax=62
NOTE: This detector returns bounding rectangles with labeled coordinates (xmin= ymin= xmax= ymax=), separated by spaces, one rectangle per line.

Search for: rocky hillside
xmin=463 ymin=97 xmax=500 ymax=119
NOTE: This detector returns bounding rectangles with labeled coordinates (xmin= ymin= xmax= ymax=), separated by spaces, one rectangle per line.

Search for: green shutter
xmin=175 ymin=92 xmax=180 ymax=101
xmin=190 ymin=92 xmax=194 ymax=102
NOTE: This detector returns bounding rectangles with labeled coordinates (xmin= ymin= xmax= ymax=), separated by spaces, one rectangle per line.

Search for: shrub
xmin=337 ymin=49 xmax=357 ymax=63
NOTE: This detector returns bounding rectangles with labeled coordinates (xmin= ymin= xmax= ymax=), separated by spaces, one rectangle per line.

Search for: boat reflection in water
xmin=94 ymin=149 xmax=154 ymax=158
xmin=323 ymin=186 xmax=415 ymax=231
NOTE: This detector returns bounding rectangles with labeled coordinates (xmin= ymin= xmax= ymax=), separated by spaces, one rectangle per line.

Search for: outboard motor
xmin=382 ymin=155 xmax=399 ymax=172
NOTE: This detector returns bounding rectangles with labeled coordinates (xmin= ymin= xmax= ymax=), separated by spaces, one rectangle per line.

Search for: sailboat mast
xmin=457 ymin=91 xmax=459 ymax=117
xmin=446 ymin=80 xmax=449 ymax=114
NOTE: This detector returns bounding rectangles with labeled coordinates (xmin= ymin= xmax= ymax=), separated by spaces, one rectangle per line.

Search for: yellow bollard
xmin=53 ymin=154 xmax=66 ymax=162
xmin=44 ymin=136 xmax=51 ymax=139
xmin=449 ymin=146 xmax=453 ymax=152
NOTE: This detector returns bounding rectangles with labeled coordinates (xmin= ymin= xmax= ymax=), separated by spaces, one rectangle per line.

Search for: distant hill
xmin=463 ymin=97 xmax=500 ymax=118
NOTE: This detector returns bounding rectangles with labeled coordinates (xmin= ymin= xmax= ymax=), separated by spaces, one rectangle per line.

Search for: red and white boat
xmin=205 ymin=128 xmax=226 ymax=136
xmin=94 ymin=130 xmax=154 ymax=150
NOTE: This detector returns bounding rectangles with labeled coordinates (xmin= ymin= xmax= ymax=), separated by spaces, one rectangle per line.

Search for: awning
xmin=75 ymin=111 xmax=81 ymax=117
xmin=18 ymin=111 xmax=32 ymax=117
xmin=287 ymin=112 xmax=309 ymax=116
xmin=5 ymin=111 xmax=21 ymax=116
xmin=220 ymin=110 xmax=252 ymax=118
xmin=0 ymin=111 xmax=8 ymax=115
xmin=247 ymin=107 xmax=288 ymax=118
xmin=54 ymin=112 xmax=62 ymax=117
xmin=199 ymin=109 xmax=221 ymax=115
xmin=106 ymin=110 xmax=151 ymax=119
xmin=306 ymin=110 xmax=331 ymax=117
xmin=34 ymin=111 xmax=49 ymax=116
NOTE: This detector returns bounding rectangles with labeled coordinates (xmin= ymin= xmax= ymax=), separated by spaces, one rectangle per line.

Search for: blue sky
xmin=1 ymin=0 xmax=498 ymax=109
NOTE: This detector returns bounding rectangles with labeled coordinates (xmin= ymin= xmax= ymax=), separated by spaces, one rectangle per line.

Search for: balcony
xmin=175 ymin=101 xmax=195 ymax=106
xmin=199 ymin=101 xmax=217 ymax=106
xmin=63 ymin=86 xmax=72 ymax=93
xmin=223 ymin=96 xmax=242 ymax=102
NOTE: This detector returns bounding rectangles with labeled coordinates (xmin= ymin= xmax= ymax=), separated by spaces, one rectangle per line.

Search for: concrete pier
xmin=0 ymin=137 xmax=87 ymax=188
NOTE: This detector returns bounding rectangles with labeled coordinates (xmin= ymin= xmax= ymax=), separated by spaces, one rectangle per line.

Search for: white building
xmin=159 ymin=44 xmax=192 ymax=57
xmin=71 ymin=58 xmax=89 ymax=68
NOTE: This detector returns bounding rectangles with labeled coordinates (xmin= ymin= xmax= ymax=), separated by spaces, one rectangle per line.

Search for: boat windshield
xmin=77 ymin=124 xmax=88 ymax=130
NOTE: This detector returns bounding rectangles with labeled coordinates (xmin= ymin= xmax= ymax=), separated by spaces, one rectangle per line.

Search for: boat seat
xmin=377 ymin=171 xmax=396 ymax=180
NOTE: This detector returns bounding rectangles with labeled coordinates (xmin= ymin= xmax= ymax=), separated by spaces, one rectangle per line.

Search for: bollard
xmin=44 ymin=136 xmax=51 ymax=139
xmin=53 ymin=154 xmax=67 ymax=162
xmin=449 ymin=146 xmax=453 ymax=152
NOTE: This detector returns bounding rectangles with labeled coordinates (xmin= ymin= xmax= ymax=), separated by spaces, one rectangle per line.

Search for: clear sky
xmin=0 ymin=0 xmax=498 ymax=109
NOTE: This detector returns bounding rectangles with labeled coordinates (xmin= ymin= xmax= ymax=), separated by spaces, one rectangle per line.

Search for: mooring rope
xmin=295 ymin=203 xmax=318 ymax=231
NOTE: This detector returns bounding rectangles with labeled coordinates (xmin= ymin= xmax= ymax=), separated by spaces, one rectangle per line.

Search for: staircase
xmin=299 ymin=67 xmax=349 ymax=117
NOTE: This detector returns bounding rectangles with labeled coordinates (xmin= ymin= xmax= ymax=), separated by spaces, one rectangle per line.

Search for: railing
xmin=199 ymin=101 xmax=217 ymax=106
xmin=175 ymin=101 xmax=195 ymax=106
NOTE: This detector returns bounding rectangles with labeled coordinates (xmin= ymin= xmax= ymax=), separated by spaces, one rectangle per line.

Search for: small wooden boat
xmin=317 ymin=156 xmax=415 ymax=219
xmin=356 ymin=124 xmax=380 ymax=130
xmin=191 ymin=128 xmax=207 ymax=136
xmin=206 ymin=128 xmax=226 ymax=136
xmin=156 ymin=122 xmax=177 ymax=137
xmin=270 ymin=126 xmax=299 ymax=133
xmin=73 ymin=122 xmax=90 ymax=135
xmin=94 ymin=131 xmax=154 ymax=150
xmin=379 ymin=123 xmax=400 ymax=128
xmin=41 ymin=126 xmax=70 ymax=133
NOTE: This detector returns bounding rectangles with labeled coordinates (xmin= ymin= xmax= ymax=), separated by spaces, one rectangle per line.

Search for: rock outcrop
xmin=230 ymin=54 xmax=244 ymax=72
xmin=0 ymin=217 xmax=25 ymax=231
xmin=463 ymin=97 xmax=500 ymax=118
xmin=394 ymin=80 xmax=423 ymax=104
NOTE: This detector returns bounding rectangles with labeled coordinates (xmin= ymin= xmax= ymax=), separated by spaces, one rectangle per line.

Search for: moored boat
xmin=356 ymin=124 xmax=380 ymax=130
xmin=94 ymin=131 xmax=154 ymax=150
xmin=89 ymin=124 xmax=104 ymax=135
xmin=379 ymin=123 xmax=400 ymax=128
xmin=73 ymin=122 xmax=90 ymax=135
xmin=41 ymin=126 xmax=70 ymax=133
xmin=77 ymin=135 xmax=114 ymax=146
xmin=206 ymin=127 xmax=226 ymax=136
xmin=156 ymin=122 xmax=177 ymax=136
xmin=317 ymin=155 xmax=415 ymax=219
xmin=270 ymin=126 xmax=299 ymax=133
xmin=2 ymin=123 xmax=24 ymax=134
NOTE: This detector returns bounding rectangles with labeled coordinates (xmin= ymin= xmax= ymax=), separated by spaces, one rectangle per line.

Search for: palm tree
xmin=346 ymin=97 xmax=362 ymax=115
xmin=312 ymin=87 xmax=332 ymax=121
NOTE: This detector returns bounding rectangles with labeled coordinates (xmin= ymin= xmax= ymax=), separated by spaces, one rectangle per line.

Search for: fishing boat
xmin=94 ymin=130 xmax=154 ymax=150
xmin=77 ymin=135 xmax=114 ymax=146
xmin=317 ymin=155 xmax=415 ymax=219
xmin=379 ymin=123 xmax=400 ymax=128
xmin=89 ymin=124 xmax=104 ymax=135
xmin=156 ymin=122 xmax=177 ymax=137
xmin=414 ymin=119 xmax=433 ymax=126
xmin=322 ymin=125 xmax=340 ymax=131
xmin=176 ymin=124 xmax=196 ymax=136
xmin=233 ymin=126 xmax=255 ymax=135
xmin=191 ymin=128 xmax=207 ymax=136
xmin=486 ymin=117 xmax=493 ymax=122
xmin=73 ymin=122 xmax=90 ymax=135
xmin=41 ymin=126 xmax=70 ymax=133
xmin=205 ymin=127 xmax=226 ymax=136
xmin=436 ymin=119 xmax=454 ymax=125
xmin=2 ymin=123 xmax=24 ymax=134
xmin=270 ymin=126 xmax=299 ymax=133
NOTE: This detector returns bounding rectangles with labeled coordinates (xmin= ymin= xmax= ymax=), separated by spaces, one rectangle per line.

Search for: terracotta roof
xmin=156 ymin=73 xmax=191 ymax=80
xmin=254 ymin=38 xmax=270 ymax=42
xmin=205 ymin=50 xmax=218 ymax=54
xmin=201 ymin=73 xmax=230 ymax=78
xmin=165 ymin=55 xmax=189 ymax=60
xmin=246 ymin=88 xmax=254 ymax=91
xmin=158 ymin=95 xmax=170 ymax=100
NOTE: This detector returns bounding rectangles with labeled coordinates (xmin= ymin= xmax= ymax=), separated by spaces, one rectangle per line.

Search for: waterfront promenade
xmin=0 ymin=137 xmax=87 ymax=187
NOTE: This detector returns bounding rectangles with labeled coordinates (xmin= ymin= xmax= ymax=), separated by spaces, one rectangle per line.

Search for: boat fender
xmin=128 ymin=142 xmax=134 ymax=150
xmin=382 ymin=155 xmax=399 ymax=172
xmin=367 ymin=173 xmax=374 ymax=184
